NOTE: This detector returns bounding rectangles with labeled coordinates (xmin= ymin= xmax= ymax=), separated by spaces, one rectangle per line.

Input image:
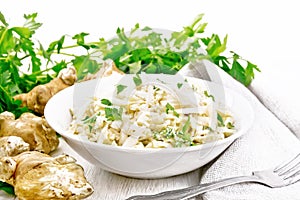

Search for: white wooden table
xmin=58 ymin=139 xmax=202 ymax=200
xmin=0 ymin=137 xmax=202 ymax=200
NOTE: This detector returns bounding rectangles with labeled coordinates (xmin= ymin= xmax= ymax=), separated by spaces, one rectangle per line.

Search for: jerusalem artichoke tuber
xmin=0 ymin=136 xmax=30 ymax=157
xmin=14 ymin=66 xmax=77 ymax=115
xmin=0 ymin=151 xmax=94 ymax=200
xmin=0 ymin=111 xmax=59 ymax=154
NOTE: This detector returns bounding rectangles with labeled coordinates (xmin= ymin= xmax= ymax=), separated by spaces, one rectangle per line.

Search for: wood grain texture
xmin=84 ymin=164 xmax=200 ymax=200
xmin=57 ymin=139 xmax=202 ymax=200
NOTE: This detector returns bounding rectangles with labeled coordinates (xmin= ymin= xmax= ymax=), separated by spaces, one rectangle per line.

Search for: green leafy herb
xmin=165 ymin=103 xmax=179 ymax=117
xmin=82 ymin=115 xmax=97 ymax=124
xmin=182 ymin=116 xmax=191 ymax=134
xmin=0 ymin=12 xmax=9 ymax=26
xmin=204 ymin=90 xmax=215 ymax=101
xmin=217 ymin=112 xmax=225 ymax=126
xmin=104 ymin=107 xmax=122 ymax=121
xmin=116 ymin=84 xmax=127 ymax=94
xmin=72 ymin=55 xmax=99 ymax=80
xmin=47 ymin=35 xmax=65 ymax=55
xmin=153 ymin=126 xmax=192 ymax=147
xmin=133 ymin=74 xmax=142 ymax=86
xmin=227 ymin=122 xmax=235 ymax=129
xmin=0 ymin=12 xmax=67 ymax=117
xmin=0 ymin=11 xmax=259 ymax=122
xmin=0 ymin=181 xmax=14 ymax=195
xmin=177 ymin=83 xmax=183 ymax=89
xmin=88 ymin=124 xmax=93 ymax=133
xmin=101 ymin=99 xmax=112 ymax=106
xmin=72 ymin=32 xmax=90 ymax=50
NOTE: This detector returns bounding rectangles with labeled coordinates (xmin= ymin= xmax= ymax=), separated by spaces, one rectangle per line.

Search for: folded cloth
xmin=178 ymin=60 xmax=300 ymax=200
xmin=249 ymin=67 xmax=300 ymax=138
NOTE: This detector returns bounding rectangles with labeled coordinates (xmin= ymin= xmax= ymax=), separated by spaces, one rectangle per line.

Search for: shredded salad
xmin=69 ymin=76 xmax=235 ymax=148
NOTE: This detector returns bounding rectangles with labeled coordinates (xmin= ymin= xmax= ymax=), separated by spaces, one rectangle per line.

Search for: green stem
xmin=0 ymin=28 xmax=8 ymax=46
xmin=0 ymin=84 xmax=12 ymax=102
xmin=52 ymin=51 xmax=77 ymax=57
xmin=61 ymin=41 xmax=99 ymax=50
xmin=19 ymin=54 xmax=30 ymax=61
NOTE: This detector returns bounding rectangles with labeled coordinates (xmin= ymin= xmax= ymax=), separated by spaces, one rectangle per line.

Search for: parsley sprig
xmin=0 ymin=12 xmax=260 ymax=119
xmin=0 ymin=11 xmax=259 ymax=194
xmin=35 ymin=13 xmax=259 ymax=86
xmin=0 ymin=12 xmax=67 ymax=117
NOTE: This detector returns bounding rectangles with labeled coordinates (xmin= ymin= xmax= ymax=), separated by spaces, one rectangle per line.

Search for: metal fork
xmin=126 ymin=153 xmax=300 ymax=200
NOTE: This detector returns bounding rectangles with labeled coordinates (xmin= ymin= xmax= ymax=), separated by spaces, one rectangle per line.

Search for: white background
xmin=1 ymin=0 xmax=300 ymax=101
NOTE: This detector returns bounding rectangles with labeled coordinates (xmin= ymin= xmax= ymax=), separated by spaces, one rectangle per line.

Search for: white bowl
xmin=44 ymin=74 xmax=254 ymax=179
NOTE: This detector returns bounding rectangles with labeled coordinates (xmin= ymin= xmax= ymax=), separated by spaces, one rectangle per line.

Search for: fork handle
xmin=126 ymin=175 xmax=259 ymax=200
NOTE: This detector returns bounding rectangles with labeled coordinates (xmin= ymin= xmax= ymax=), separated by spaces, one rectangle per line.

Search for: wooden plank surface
xmin=0 ymin=131 xmax=203 ymax=200
xmin=61 ymin=139 xmax=202 ymax=200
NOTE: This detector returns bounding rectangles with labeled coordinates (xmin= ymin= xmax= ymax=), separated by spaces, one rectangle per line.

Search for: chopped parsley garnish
xmin=165 ymin=103 xmax=179 ymax=117
xmin=116 ymin=84 xmax=127 ymax=94
xmin=153 ymin=85 xmax=160 ymax=91
xmin=217 ymin=112 xmax=225 ymax=126
xmin=182 ymin=116 xmax=191 ymax=134
xmin=153 ymin=114 xmax=192 ymax=147
xmin=153 ymin=126 xmax=192 ymax=147
xmin=204 ymin=90 xmax=215 ymax=101
xmin=101 ymin=98 xmax=112 ymax=106
xmin=177 ymin=83 xmax=183 ymax=89
xmin=82 ymin=115 xmax=97 ymax=124
xmin=104 ymin=107 xmax=123 ymax=121
xmin=133 ymin=74 xmax=142 ymax=86
xmin=227 ymin=122 xmax=235 ymax=129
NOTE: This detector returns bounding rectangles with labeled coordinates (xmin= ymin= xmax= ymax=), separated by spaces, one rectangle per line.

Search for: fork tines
xmin=274 ymin=153 xmax=300 ymax=180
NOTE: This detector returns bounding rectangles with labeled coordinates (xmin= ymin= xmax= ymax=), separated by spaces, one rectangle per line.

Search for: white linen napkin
xmin=178 ymin=60 xmax=300 ymax=200
xmin=249 ymin=66 xmax=300 ymax=139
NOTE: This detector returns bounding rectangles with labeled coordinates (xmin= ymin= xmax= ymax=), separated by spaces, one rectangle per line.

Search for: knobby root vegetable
xmin=0 ymin=151 xmax=94 ymax=200
xmin=0 ymin=111 xmax=59 ymax=154
xmin=14 ymin=66 xmax=77 ymax=115
xmin=0 ymin=136 xmax=30 ymax=157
